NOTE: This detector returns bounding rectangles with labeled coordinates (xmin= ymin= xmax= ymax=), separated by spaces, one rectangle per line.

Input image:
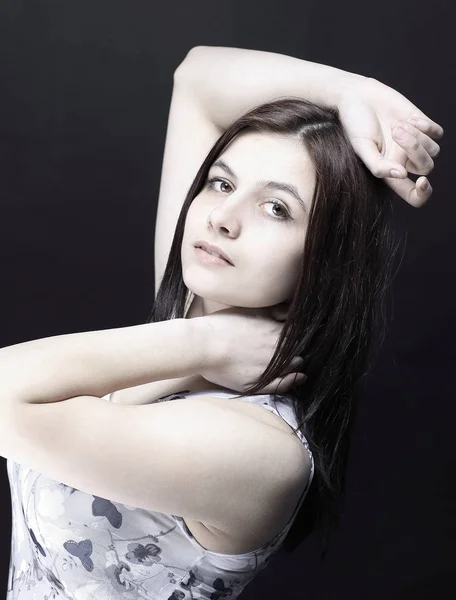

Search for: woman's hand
xmin=337 ymin=77 xmax=444 ymax=207
xmin=194 ymin=305 xmax=306 ymax=394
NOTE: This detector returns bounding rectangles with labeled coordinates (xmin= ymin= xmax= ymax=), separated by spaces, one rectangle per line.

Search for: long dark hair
xmin=147 ymin=98 xmax=403 ymax=558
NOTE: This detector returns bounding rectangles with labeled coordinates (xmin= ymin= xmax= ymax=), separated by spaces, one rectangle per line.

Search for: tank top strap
xmin=260 ymin=393 xmax=314 ymax=478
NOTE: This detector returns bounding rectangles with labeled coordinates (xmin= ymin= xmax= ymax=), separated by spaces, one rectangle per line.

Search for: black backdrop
xmin=0 ymin=1 xmax=453 ymax=598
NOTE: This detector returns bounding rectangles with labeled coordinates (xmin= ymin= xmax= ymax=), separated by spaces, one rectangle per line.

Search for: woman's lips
xmin=194 ymin=246 xmax=233 ymax=266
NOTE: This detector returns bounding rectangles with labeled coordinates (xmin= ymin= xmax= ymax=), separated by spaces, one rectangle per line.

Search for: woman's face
xmin=181 ymin=132 xmax=316 ymax=317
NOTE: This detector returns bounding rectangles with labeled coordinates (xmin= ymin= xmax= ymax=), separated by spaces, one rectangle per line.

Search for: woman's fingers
xmin=256 ymin=356 xmax=307 ymax=394
xmin=350 ymin=137 xmax=408 ymax=179
xmin=407 ymin=116 xmax=445 ymax=141
xmin=288 ymin=356 xmax=305 ymax=371
xmin=385 ymin=118 xmax=442 ymax=207
xmin=385 ymin=174 xmax=433 ymax=208
xmin=259 ymin=372 xmax=306 ymax=395
xmin=392 ymin=121 xmax=440 ymax=175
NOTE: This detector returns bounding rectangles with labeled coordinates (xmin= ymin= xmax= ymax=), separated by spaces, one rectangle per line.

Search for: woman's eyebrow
xmin=211 ymin=159 xmax=308 ymax=214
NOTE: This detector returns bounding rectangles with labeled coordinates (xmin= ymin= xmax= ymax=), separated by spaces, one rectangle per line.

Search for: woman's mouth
xmin=194 ymin=246 xmax=233 ymax=267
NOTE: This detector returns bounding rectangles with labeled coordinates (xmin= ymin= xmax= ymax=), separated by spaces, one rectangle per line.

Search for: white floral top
xmin=6 ymin=389 xmax=314 ymax=600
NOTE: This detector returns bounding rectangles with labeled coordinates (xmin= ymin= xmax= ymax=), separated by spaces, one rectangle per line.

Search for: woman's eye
xmin=205 ymin=177 xmax=292 ymax=222
xmin=207 ymin=177 xmax=232 ymax=193
xmin=264 ymin=201 xmax=291 ymax=221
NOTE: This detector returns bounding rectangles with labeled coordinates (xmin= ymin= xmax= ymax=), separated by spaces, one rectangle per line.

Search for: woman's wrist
xmin=186 ymin=315 xmax=220 ymax=375
xmin=176 ymin=45 xmax=367 ymax=130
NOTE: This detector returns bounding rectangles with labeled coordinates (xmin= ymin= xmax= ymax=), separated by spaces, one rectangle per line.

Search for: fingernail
xmin=409 ymin=119 xmax=419 ymax=126
xmin=390 ymin=169 xmax=403 ymax=178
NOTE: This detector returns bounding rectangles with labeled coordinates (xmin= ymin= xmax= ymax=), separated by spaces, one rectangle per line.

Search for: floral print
xmin=6 ymin=389 xmax=314 ymax=599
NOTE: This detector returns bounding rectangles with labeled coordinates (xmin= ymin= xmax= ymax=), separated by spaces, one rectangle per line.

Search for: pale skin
xmin=0 ymin=46 xmax=445 ymax=555
xmin=175 ymin=46 xmax=443 ymax=212
xmin=150 ymin=47 xmax=444 ymax=399
xmin=181 ymin=132 xmax=314 ymax=317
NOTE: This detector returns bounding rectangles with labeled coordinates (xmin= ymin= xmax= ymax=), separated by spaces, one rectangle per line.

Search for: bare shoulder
xmin=199 ymin=396 xmax=311 ymax=510
xmin=5 ymin=387 xmax=311 ymax=555
xmin=203 ymin=393 xmax=309 ymax=459
xmin=193 ymin=396 xmax=311 ymax=551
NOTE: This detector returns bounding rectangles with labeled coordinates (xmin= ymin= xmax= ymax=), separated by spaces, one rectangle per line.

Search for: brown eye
xmin=206 ymin=177 xmax=232 ymax=193
xmin=206 ymin=177 xmax=292 ymax=222
xmin=264 ymin=201 xmax=292 ymax=222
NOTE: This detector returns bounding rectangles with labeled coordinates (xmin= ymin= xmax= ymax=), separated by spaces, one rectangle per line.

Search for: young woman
xmin=2 ymin=47 xmax=443 ymax=600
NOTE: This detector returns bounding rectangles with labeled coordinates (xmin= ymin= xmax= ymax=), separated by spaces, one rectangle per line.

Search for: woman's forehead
xmin=214 ymin=133 xmax=315 ymax=200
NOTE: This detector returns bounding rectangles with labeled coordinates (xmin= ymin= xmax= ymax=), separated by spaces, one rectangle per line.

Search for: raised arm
xmin=155 ymin=46 xmax=443 ymax=299
xmin=175 ymin=45 xmax=361 ymax=129
xmin=154 ymin=47 xmax=360 ymax=298
xmin=176 ymin=45 xmax=444 ymax=207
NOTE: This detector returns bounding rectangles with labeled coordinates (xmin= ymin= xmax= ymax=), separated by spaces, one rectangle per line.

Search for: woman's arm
xmin=0 ymin=306 xmax=303 ymax=408
xmin=0 ymin=319 xmax=204 ymax=406
xmin=176 ymin=45 xmax=365 ymax=130
xmin=177 ymin=45 xmax=443 ymax=207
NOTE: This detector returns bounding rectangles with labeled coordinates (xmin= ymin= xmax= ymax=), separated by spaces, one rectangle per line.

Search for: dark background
xmin=0 ymin=1 xmax=453 ymax=598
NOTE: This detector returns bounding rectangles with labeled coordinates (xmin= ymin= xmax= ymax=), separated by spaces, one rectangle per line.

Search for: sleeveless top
xmin=6 ymin=388 xmax=314 ymax=600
